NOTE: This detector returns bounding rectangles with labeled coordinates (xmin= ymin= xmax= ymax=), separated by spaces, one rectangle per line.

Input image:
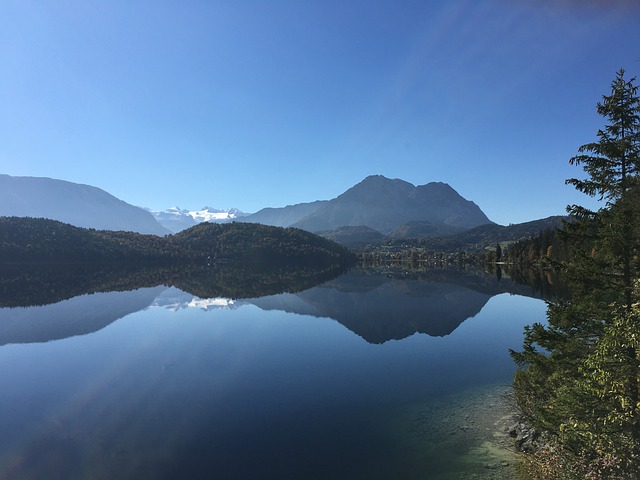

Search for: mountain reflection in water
xmin=0 ymin=263 xmax=549 ymax=480
xmin=0 ymin=264 xmax=557 ymax=345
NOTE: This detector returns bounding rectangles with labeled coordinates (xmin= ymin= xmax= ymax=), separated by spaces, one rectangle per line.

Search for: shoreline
xmin=386 ymin=382 xmax=530 ymax=480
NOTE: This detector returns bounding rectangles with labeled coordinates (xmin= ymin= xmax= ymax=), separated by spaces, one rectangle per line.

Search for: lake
xmin=0 ymin=266 xmax=549 ymax=479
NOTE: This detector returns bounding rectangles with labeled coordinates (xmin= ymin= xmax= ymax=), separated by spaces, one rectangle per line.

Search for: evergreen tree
xmin=512 ymin=70 xmax=640 ymax=478
xmin=566 ymin=68 xmax=640 ymax=207
xmin=566 ymin=68 xmax=640 ymax=307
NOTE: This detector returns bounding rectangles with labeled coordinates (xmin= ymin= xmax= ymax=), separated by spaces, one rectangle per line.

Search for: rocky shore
xmin=509 ymin=420 xmax=554 ymax=455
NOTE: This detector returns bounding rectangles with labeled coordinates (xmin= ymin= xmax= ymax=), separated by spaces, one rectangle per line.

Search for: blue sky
xmin=1 ymin=0 xmax=639 ymax=225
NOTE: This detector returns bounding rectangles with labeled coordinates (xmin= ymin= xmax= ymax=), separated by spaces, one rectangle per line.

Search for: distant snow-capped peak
xmin=149 ymin=206 xmax=249 ymax=233
xmin=189 ymin=206 xmax=247 ymax=223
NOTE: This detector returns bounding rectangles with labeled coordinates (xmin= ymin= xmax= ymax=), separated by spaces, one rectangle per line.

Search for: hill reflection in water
xmin=0 ymin=264 xmax=558 ymax=346
xmin=0 ymin=263 xmax=551 ymax=480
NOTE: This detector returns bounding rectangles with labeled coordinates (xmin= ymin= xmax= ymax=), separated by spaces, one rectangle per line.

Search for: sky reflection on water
xmin=0 ymin=271 xmax=546 ymax=479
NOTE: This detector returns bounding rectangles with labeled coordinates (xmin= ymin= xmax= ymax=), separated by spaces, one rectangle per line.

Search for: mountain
xmin=190 ymin=207 xmax=247 ymax=223
xmin=293 ymin=176 xmax=492 ymax=233
xmin=241 ymin=200 xmax=328 ymax=228
xmin=238 ymin=175 xmax=492 ymax=235
xmin=0 ymin=174 xmax=169 ymax=235
xmin=151 ymin=207 xmax=197 ymax=232
xmin=151 ymin=206 xmax=249 ymax=233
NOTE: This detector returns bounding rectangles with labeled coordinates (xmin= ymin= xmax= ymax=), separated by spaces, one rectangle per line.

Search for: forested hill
xmin=0 ymin=217 xmax=356 ymax=267
xmin=171 ymin=221 xmax=356 ymax=266
xmin=355 ymin=215 xmax=566 ymax=252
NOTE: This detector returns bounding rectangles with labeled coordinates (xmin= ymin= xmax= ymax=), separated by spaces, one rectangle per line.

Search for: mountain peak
xmin=292 ymin=176 xmax=492 ymax=233
xmin=338 ymin=175 xmax=415 ymax=202
xmin=357 ymin=174 xmax=415 ymax=188
xmin=423 ymin=181 xmax=451 ymax=188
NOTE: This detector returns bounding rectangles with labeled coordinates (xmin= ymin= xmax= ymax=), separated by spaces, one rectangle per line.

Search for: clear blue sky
xmin=1 ymin=0 xmax=639 ymax=225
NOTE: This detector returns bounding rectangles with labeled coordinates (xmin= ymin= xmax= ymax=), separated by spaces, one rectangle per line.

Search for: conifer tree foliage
xmin=565 ymin=68 xmax=640 ymax=309
xmin=512 ymin=70 xmax=640 ymax=478
xmin=566 ymin=69 xmax=640 ymax=206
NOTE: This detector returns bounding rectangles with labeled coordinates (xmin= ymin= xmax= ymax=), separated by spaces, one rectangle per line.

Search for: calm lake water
xmin=0 ymin=267 xmax=548 ymax=479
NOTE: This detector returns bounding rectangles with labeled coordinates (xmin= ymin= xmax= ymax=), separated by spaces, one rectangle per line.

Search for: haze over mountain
xmin=0 ymin=173 xmax=498 ymax=240
xmin=0 ymin=174 xmax=169 ymax=235
xmin=242 ymin=200 xmax=329 ymax=228
xmin=243 ymin=175 xmax=492 ymax=234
